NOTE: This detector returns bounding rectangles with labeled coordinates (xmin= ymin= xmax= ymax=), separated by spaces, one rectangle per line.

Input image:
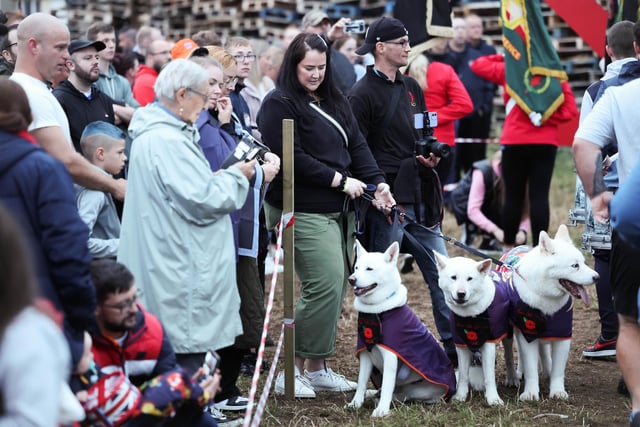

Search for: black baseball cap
xmin=355 ymin=17 xmax=409 ymax=55
xmin=68 ymin=39 xmax=106 ymax=55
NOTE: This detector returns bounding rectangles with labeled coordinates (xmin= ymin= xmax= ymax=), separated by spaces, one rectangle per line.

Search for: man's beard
xmin=101 ymin=314 xmax=136 ymax=334
xmin=74 ymin=66 xmax=100 ymax=85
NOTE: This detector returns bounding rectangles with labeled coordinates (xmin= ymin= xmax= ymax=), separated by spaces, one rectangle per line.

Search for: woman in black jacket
xmin=258 ymin=32 xmax=394 ymax=398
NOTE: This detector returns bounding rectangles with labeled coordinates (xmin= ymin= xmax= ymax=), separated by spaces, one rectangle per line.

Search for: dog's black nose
xmin=348 ymin=276 xmax=356 ymax=286
xmin=456 ymin=291 xmax=466 ymax=300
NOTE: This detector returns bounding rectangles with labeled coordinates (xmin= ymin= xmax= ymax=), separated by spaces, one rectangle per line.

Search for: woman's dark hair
xmin=0 ymin=204 xmax=37 ymax=339
xmin=276 ymin=32 xmax=349 ymax=119
xmin=0 ymin=77 xmax=32 ymax=133
xmin=90 ymin=259 xmax=134 ymax=304
xmin=112 ymin=51 xmax=137 ymax=77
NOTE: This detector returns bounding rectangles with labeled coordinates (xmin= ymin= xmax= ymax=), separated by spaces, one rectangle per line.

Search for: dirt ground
xmin=252 ymin=244 xmax=631 ymax=426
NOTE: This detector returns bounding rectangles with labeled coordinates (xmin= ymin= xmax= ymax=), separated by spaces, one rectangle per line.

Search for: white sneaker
xmin=264 ymin=256 xmax=284 ymax=275
xmin=305 ymin=368 xmax=358 ymax=392
xmin=274 ymin=368 xmax=316 ymax=398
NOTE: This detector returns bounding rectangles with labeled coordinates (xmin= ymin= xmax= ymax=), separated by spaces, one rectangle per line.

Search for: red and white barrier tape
xmin=249 ymin=325 xmax=284 ymax=427
xmin=242 ymin=213 xmax=290 ymax=426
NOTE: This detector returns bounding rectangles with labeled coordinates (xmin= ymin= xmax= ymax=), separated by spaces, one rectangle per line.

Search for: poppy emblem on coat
xmin=524 ymin=318 xmax=536 ymax=330
xmin=408 ymin=91 xmax=416 ymax=107
xmin=363 ymin=327 xmax=374 ymax=339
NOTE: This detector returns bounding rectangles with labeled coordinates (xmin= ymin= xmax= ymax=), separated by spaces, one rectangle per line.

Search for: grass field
xmin=236 ymin=146 xmax=630 ymax=427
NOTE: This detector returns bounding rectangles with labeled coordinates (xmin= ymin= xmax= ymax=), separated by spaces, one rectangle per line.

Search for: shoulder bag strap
xmin=308 ymin=102 xmax=349 ymax=147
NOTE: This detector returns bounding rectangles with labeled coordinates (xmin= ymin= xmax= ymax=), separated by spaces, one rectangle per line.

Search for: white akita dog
xmin=434 ymin=253 xmax=516 ymax=406
xmin=346 ymin=241 xmax=456 ymax=417
xmin=497 ymin=224 xmax=599 ymax=401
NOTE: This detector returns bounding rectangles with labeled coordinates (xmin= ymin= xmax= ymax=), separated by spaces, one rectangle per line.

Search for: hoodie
xmin=52 ymin=80 xmax=116 ymax=152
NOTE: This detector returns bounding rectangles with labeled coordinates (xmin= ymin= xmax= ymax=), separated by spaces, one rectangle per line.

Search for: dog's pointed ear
xmin=384 ymin=241 xmax=400 ymax=264
xmin=354 ymin=239 xmax=367 ymax=258
xmin=433 ymin=251 xmax=447 ymax=271
xmin=554 ymin=224 xmax=572 ymax=243
xmin=538 ymin=230 xmax=556 ymax=255
xmin=477 ymin=258 xmax=492 ymax=275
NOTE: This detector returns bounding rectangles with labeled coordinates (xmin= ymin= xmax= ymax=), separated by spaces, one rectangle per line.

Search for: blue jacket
xmin=196 ymin=110 xmax=242 ymax=253
xmin=611 ymin=160 xmax=640 ymax=249
xmin=0 ymin=130 xmax=96 ymax=362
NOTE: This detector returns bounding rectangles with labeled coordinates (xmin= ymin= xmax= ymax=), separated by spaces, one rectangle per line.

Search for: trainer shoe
xmin=274 ymin=367 xmax=316 ymax=398
xmin=305 ymin=368 xmax=357 ymax=392
xmin=214 ymin=395 xmax=249 ymax=411
xmin=205 ymin=406 xmax=243 ymax=426
xmin=582 ymin=335 xmax=617 ymax=358
xmin=399 ymin=254 xmax=414 ymax=274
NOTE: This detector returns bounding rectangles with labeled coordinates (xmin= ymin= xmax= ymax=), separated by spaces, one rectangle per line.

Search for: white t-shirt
xmin=574 ymin=78 xmax=640 ymax=186
xmin=10 ymin=72 xmax=72 ymax=146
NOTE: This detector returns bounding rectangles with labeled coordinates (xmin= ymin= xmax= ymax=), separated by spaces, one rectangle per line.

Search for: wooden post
xmin=281 ymin=119 xmax=296 ymax=398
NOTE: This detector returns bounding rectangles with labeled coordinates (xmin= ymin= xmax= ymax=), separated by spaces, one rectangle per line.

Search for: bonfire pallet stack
xmin=60 ymin=0 xmax=602 ymax=120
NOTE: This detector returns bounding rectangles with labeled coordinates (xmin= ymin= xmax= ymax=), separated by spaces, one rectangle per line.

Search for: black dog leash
xmin=392 ymin=206 xmax=505 ymax=267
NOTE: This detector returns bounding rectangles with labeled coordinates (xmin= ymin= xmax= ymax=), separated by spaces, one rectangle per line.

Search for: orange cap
xmin=171 ymin=38 xmax=200 ymax=60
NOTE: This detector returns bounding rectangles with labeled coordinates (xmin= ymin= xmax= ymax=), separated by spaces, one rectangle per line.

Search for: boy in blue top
xmin=76 ymin=121 xmax=127 ymax=259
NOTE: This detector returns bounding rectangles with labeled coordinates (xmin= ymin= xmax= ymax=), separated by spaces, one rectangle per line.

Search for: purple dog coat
xmin=493 ymin=264 xmax=573 ymax=342
xmin=450 ymin=280 xmax=511 ymax=352
xmin=356 ymin=305 xmax=456 ymax=400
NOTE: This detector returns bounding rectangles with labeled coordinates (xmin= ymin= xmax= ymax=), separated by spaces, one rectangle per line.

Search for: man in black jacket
xmin=53 ymin=39 xmax=116 ymax=153
xmin=349 ymin=16 xmax=456 ymax=364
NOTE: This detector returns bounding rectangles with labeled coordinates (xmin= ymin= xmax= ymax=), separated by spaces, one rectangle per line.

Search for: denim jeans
xmin=364 ymin=206 xmax=453 ymax=353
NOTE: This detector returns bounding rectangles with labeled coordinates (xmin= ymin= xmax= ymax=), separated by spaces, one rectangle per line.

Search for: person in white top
xmin=10 ymin=12 xmax=125 ymax=201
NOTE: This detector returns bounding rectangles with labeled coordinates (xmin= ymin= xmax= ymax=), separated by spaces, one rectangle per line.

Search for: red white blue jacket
xmin=91 ymin=305 xmax=178 ymax=386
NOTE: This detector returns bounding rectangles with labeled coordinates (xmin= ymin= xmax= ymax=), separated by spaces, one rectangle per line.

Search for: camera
xmin=414 ymin=111 xmax=450 ymax=159
xmin=344 ymin=20 xmax=366 ymax=34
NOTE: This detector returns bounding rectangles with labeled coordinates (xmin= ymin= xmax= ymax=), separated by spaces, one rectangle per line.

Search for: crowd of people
xmin=1 ymin=4 xmax=639 ymax=427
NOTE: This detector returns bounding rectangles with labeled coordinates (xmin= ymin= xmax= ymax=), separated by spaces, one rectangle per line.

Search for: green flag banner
xmin=501 ymin=0 xmax=568 ymax=123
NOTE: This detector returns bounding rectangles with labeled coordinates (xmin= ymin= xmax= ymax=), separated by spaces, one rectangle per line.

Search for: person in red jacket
xmin=470 ymin=54 xmax=577 ymax=247
xmin=88 ymin=258 xmax=227 ymax=425
xmin=407 ymin=53 xmax=473 ymax=192
xmin=132 ymin=38 xmax=171 ymax=106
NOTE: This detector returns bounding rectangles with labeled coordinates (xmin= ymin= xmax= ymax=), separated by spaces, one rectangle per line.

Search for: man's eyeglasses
xmin=103 ymin=295 xmax=138 ymax=313
xmin=7 ymin=42 xmax=17 ymax=48
xmin=233 ymin=53 xmax=256 ymax=62
xmin=384 ymin=40 xmax=411 ymax=49
xmin=186 ymin=87 xmax=209 ymax=103
xmin=224 ymin=77 xmax=238 ymax=87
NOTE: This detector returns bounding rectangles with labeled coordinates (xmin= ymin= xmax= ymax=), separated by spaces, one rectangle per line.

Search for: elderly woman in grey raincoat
xmin=117 ymin=59 xmax=255 ymax=371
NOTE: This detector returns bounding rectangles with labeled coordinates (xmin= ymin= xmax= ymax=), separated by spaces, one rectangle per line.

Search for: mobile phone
xmin=344 ymin=20 xmax=366 ymax=34
xmin=200 ymin=350 xmax=221 ymax=379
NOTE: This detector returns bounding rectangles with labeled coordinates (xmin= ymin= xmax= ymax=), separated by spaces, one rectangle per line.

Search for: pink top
xmin=467 ymin=159 xmax=530 ymax=234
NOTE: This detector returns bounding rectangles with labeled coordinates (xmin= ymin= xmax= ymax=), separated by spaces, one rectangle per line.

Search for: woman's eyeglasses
xmin=223 ymin=77 xmax=238 ymax=87
xmin=186 ymin=87 xmax=209 ymax=103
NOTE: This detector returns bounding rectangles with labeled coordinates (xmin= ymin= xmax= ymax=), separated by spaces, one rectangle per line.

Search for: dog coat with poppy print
xmin=449 ymin=280 xmax=511 ymax=352
xmin=356 ymin=305 xmax=456 ymax=399
xmin=495 ymin=246 xmax=573 ymax=342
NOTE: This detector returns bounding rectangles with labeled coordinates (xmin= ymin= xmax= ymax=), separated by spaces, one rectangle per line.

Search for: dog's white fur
xmin=508 ymin=224 xmax=598 ymax=401
xmin=346 ymin=241 xmax=446 ymax=417
xmin=435 ymin=253 xmax=516 ymax=405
